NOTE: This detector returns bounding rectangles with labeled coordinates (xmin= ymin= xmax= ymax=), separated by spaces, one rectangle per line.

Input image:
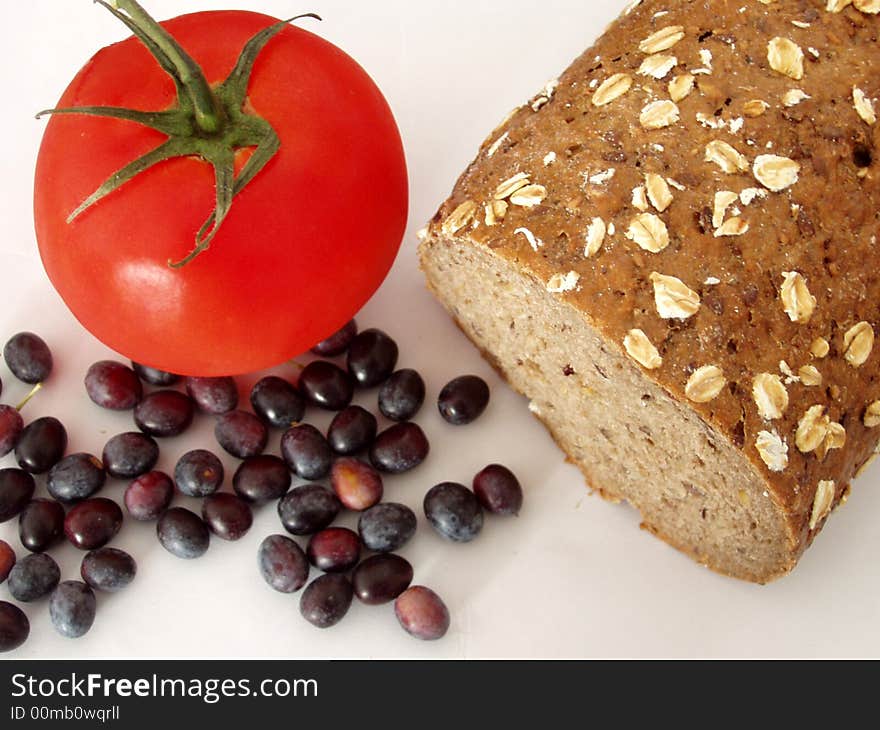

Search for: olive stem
xmin=15 ymin=383 xmax=42 ymax=412
xmin=111 ymin=0 xmax=223 ymax=134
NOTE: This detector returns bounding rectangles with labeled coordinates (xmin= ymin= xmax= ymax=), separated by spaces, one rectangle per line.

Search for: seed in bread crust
xmin=756 ymin=430 xmax=789 ymax=473
xmin=638 ymin=54 xmax=677 ymax=80
xmin=584 ymin=218 xmax=607 ymax=258
xmin=753 ymin=374 xmax=789 ymax=421
xmin=510 ymin=184 xmax=547 ymax=208
xmin=843 ymin=322 xmax=875 ymax=368
xmin=782 ymin=89 xmax=810 ymax=107
xmin=826 ymin=0 xmax=852 ymax=11
xmin=645 ymin=174 xmax=673 ymax=212
xmin=442 ymin=201 xmax=477 ymax=236
xmin=767 ymin=37 xmax=804 ymax=80
xmin=623 ymin=329 xmax=663 ymax=370
xmin=650 ymin=273 xmax=700 ymax=320
xmin=713 ymin=191 xmax=738 ymax=228
xmin=546 ymin=272 xmax=580 ymax=294
xmin=854 ymin=0 xmax=880 ymax=14
xmin=753 ymin=155 xmax=800 ymax=191
xmin=714 ymin=217 xmax=749 ymax=237
xmin=864 ymin=401 xmax=880 ymax=428
xmin=668 ymin=74 xmax=694 ymax=102
xmin=810 ymin=337 xmax=830 ymax=359
xmin=494 ymin=173 xmax=531 ymax=200
xmin=514 ymin=227 xmax=542 ymax=251
xmin=796 ymin=405 xmax=830 ymax=454
xmin=705 ymin=141 xmax=749 ymax=173
xmin=743 ymin=99 xmax=769 ymax=117
xmin=626 ymin=213 xmax=669 ymax=253
xmin=853 ymin=87 xmax=877 ymax=125
xmin=780 ymin=272 xmax=816 ymax=324
xmin=809 ymin=481 xmax=836 ymax=530
xmin=639 ymin=26 xmax=685 ymax=54
xmin=817 ymin=422 xmax=846 ymax=461
xmin=798 ymin=365 xmax=823 ymax=387
xmin=685 ymin=366 xmax=726 ymax=404
xmin=484 ymin=200 xmax=508 ymax=226
xmin=795 ymin=406 xmax=846 ymax=459
xmin=640 ymin=100 xmax=680 ymax=130
xmin=592 ymin=73 xmax=632 ymax=106
xmin=632 ymin=185 xmax=649 ymax=211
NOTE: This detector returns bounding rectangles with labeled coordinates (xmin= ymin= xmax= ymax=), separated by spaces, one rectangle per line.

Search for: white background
xmin=1 ymin=0 xmax=878 ymax=659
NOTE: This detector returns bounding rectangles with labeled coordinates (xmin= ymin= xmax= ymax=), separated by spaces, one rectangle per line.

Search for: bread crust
xmin=420 ymin=0 xmax=880 ymax=579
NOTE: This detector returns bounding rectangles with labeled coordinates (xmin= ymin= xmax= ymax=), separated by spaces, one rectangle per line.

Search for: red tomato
xmin=34 ymin=10 xmax=408 ymax=376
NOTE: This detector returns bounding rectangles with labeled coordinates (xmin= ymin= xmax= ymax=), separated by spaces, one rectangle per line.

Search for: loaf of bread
xmin=419 ymin=0 xmax=880 ymax=583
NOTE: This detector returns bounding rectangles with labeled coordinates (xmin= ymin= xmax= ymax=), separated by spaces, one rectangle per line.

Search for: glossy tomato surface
xmin=34 ymin=11 xmax=408 ymax=376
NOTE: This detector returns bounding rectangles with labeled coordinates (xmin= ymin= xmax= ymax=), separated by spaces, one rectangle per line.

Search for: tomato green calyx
xmin=36 ymin=1 xmax=321 ymax=268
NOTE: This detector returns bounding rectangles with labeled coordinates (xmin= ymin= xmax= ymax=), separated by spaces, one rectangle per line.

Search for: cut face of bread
xmin=421 ymin=238 xmax=793 ymax=583
xmin=419 ymin=0 xmax=880 ymax=583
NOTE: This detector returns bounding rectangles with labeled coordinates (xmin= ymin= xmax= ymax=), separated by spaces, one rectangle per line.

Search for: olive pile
xmin=0 ymin=322 xmax=523 ymax=652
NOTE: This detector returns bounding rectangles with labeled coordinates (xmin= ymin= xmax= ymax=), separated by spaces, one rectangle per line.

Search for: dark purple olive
xmin=4 ymin=332 xmax=52 ymax=384
xmin=8 ymin=552 xmax=60 ymax=602
xmin=250 ymin=376 xmax=304 ymax=429
xmin=395 ymin=586 xmax=450 ymax=641
xmin=311 ymin=319 xmax=358 ymax=357
xmin=347 ymin=329 xmax=399 ymax=388
xmin=330 ymin=458 xmax=383 ymax=512
xmin=174 ymin=450 xmax=224 ymax=498
xmin=124 ymin=471 xmax=174 ymax=522
xmin=84 ymin=361 xmax=143 ymax=410
xmin=232 ymin=455 xmax=291 ymax=504
xmin=357 ymin=503 xmax=417 ymax=553
xmin=134 ymin=390 xmax=194 ymax=438
xmin=306 ymin=527 xmax=361 ymax=573
xmin=369 ymin=423 xmax=430 ymax=474
xmin=185 ymin=376 xmax=239 ymax=415
xmin=215 ymin=411 xmax=268 ymax=459
xmin=281 ymin=424 xmax=332 ymax=481
xmin=298 ymin=361 xmax=354 ymax=411
xmin=424 ymin=482 xmax=484 ymax=543
xmin=300 ymin=574 xmax=353 ymax=629
xmin=15 ymin=416 xmax=67 ymax=474
xmin=0 ymin=602 xmax=29 ymax=652
xmin=0 ymin=540 xmax=15 ymax=584
xmin=132 ymin=362 xmax=180 ymax=386
xmin=102 ymin=432 xmax=159 ymax=480
xmin=202 ymin=493 xmax=253 ymax=541
xmin=0 ymin=468 xmax=36 ymax=522
xmin=19 ymin=499 xmax=65 ymax=553
xmin=81 ymin=548 xmax=137 ymax=592
xmin=0 ymin=405 xmax=23 ymax=458
xmin=258 ymin=535 xmax=309 ymax=594
xmin=438 ymin=375 xmax=490 ymax=425
xmin=378 ymin=369 xmax=426 ymax=422
xmin=50 ymin=581 xmax=96 ymax=638
xmin=47 ymin=453 xmax=106 ymax=503
xmin=157 ymin=508 xmax=210 ymax=559
xmin=277 ymin=485 xmax=341 ymax=536
xmin=353 ymin=554 xmax=413 ymax=605
xmin=64 ymin=498 xmax=123 ymax=551
xmin=473 ymin=464 xmax=523 ymax=516
xmin=327 ymin=406 xmax=377 ymax=455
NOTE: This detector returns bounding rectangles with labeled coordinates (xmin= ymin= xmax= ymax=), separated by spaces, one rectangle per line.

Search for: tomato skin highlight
xmin=34 ymin=11 xmax=408 ymax=376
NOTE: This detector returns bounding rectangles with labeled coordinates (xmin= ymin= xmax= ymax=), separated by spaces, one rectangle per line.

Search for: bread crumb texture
xmin=422 ymin=0 xmax=880 ymax=581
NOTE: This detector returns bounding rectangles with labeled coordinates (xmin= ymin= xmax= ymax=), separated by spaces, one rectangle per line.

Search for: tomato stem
xmin=38 ymin=4 xmax=321 ymax=268
xmin=111 ymin=0 xmax=223 ymax=134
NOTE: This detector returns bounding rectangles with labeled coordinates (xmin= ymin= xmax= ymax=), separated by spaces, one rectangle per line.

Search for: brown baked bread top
xmin=420 ymin=0 xmax=880 ymax=582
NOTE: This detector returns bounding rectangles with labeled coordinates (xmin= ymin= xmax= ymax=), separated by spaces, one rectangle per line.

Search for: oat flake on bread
xmin=419 ymin=0 xmax=880 ymax=583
